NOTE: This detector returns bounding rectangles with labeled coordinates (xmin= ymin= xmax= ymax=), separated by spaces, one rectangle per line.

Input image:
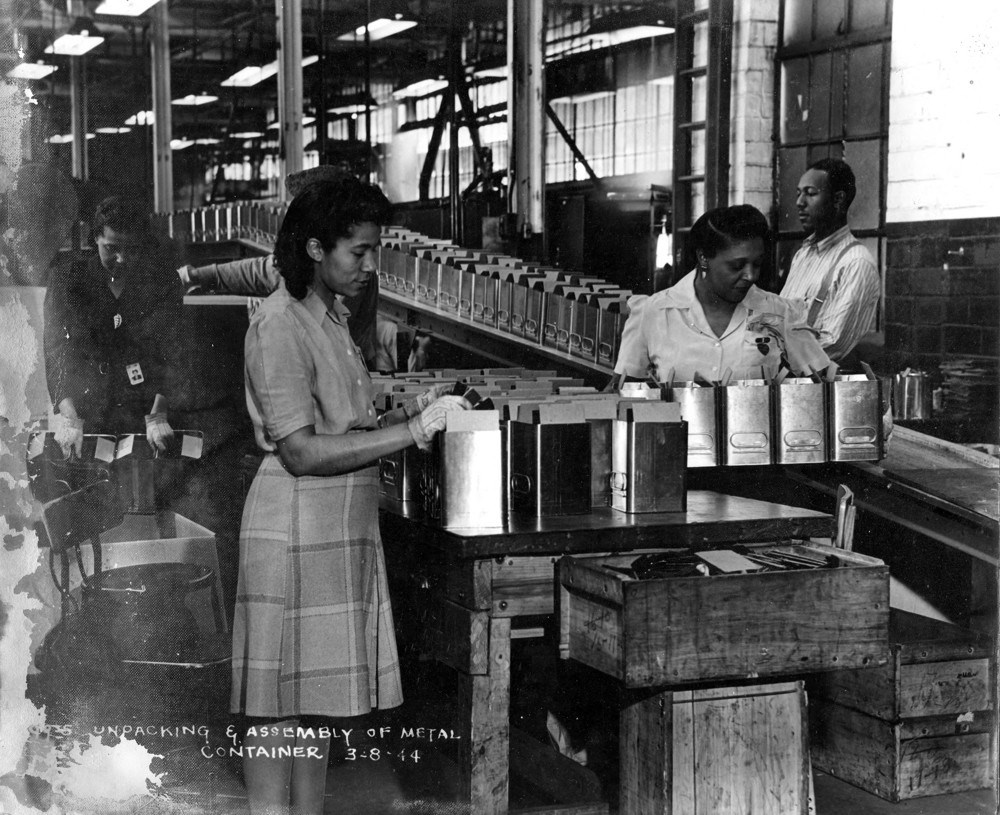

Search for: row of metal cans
xmin=665 ymin=376 xmax=885 ymax=466
xmin=378 ymin=229 xmax=634 ymax=367
xmin=152 ymin=202 xmax=286 ymax=247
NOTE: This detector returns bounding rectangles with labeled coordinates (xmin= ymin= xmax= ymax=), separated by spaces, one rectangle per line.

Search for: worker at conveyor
xmin=231 ymin=176 xmax=469 ymax=815
xmin=177 ymin=166 xmax=398 ymax=372
xmin=613 ymin=204 xmax=832 ymax=385
xmin=44 ymin=195 xmax=183 ymax=457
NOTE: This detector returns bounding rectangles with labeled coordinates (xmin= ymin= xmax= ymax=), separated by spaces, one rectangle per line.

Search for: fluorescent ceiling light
xmin=221 ymin=55 xmax=320 ymax=88
xmin=95 ymin=126 xmax=132 ymax=134
xmin=327 ymin=103 xmax=370 ymax=115
xmin=86 ymin=133 xmax=96 ymax=140
xmin=267 ymin=115 xmax=316 ymax=129
xmin=173 ymin=93 xmax=219 ymax=106
xmin=472 ymin=65 xmax=508 ymax=80
xmin=195 ymin=138 xmax=221 ymax=145
xmin=48 ymin=134 xmax=73 ymax=144
xmin=338 ymin=17 xmax=417 ymax=42
xmin=46 ymin=20 xmax=104 ymax=57
xmin=125 ymin=110 xmax=154 ymax=125
xmin=550 ymin=90 xmax=615 ymax=104
xmin=7 ymin=62 xmax=57 ymax=79
xmin=94 ymin=0 xmax=162 ymax=15
xmin=170 ymin=138 xmax=194 ymax=150
xmin=230 ymin=131 xmax=264 ymax=139
xmin=393 ymin=77 xmax=448 ymax=99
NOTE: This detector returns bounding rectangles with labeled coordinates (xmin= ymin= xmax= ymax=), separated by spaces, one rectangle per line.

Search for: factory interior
xmin=0 ymin=1 xmax=997 ymax=814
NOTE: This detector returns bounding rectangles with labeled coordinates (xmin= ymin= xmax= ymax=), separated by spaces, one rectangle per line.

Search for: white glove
xmin=407 ymin=395 xmax=470 ymax=451
xmin=403 ymin=382 xmax=453 ymax=419
xmin=54 ymin=414 xmax=84 ymax=458
xmin=882 ymin=406 xmax=894 ymax=458
xmin=145 ymin=412 xmax=174 ymax=453
xmin=177 ymin=264 xmax=194 ymax=287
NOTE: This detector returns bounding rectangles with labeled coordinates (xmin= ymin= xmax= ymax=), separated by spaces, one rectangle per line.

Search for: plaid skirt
xmin=230 ymin=454 xmax=403 ymax=718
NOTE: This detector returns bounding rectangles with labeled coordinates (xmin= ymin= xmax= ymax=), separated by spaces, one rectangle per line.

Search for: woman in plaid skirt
xmin=231 ymin=177 xmax=469 ymax=815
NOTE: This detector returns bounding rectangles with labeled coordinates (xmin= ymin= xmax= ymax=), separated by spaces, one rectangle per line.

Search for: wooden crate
xmin=558 ymin=544 xmax=889 ymax=688
xmin=620 ymin=681 xmax=809 ymax=815
xmin=809 ymin=610 xmax=995 ymax=800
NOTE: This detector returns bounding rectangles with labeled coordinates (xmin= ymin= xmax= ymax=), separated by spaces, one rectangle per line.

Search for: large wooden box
xmin=620 ymin=681 xmax=810 ymax=815
xmin=809 ymin=610 xmax=994 ymax=800
xmin=558 ymin=544 xmax=889 ymax=688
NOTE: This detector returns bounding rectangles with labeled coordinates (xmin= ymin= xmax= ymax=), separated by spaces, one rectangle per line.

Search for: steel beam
xmin=508 ymin=0 xmax=545 ymax=247
xmin=151 ymin=0 xmax=173 ymax=212
xmin=277 ymin=0 xmax=304 ymax=195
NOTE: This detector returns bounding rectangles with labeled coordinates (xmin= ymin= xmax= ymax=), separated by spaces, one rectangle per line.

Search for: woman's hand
xmin=403 ymin=383 xmax=453 ymax=419
xmin=407 ymin=394 xmax=471 ymax=451
xmin=145 ymin=412 xmax=174 ymax=453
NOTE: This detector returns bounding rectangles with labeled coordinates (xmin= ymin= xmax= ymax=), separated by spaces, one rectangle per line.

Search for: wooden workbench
xmin=379 ymin=491 xmax=834 ymax=815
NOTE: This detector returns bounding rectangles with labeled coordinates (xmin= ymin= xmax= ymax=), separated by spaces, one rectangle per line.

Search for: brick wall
xmin=884 ymin=217 xmax=999 ymax=437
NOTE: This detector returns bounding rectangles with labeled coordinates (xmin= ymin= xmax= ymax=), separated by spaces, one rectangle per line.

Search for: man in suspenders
xmin=781 ymin=158 xmax=879 ymax=367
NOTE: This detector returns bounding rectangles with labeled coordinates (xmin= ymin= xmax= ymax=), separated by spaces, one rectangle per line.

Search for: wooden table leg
xmin=458 ymin=616 xmax=512 ymax=814
xmin=620 ymin=690 xmax=672 ymax=815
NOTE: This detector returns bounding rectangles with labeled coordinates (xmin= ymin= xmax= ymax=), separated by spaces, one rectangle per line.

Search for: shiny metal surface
xmin=437 ymin=429 xmax=505 ymax=528
xmin=774 ymin=378 xmax=828 ymax=464
xmin=667 ymin=384 xmax=720 ymax=467
xmin=893 ymin=369 xmax=932 ymax=420
xmin=610 ymin=417 xmax=687 ymax=513
xmin=721 ymin=380 xmax=773 ymax=466
xmin=509 ymin=421 xmax=591 ymax=516
xmin=829 ymin=375 xmax=883 ymax=461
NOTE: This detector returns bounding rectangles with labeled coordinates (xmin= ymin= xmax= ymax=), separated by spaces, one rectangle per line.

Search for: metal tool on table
xmin=834 ymin=484 xmax=856 ymax=551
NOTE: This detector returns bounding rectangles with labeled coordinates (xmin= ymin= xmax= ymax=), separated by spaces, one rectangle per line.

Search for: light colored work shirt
xmin=244 ymin=286 xmax=377 ymax=450
xmin=781 ymin=224 xmax=879 ymax=361
xmin=614 ymin=270 xmax=830 ymax=383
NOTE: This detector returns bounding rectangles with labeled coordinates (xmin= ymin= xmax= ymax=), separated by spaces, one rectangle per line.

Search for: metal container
xmin=596 ymin=298 xmax=630 ymax=368
xmin=434 ymin=411 xmax=505 ymax=528
xmin=721 ymin=380 xmax=773 ymax=466
xmin=509 ymin=404 xmax=591 ymax=516
xmin=610 ymin=402 xmax=687 ymax=513
xmin=580 ymin=398 xmax=619 ymax=508
xmin=893 ymin=369 xmax=932 ymax=420
xmin=472 ymin=267 xmax=499 ymax=328
xmin=665 ymin=384 xmax=720 ymax=467
xmin=773 ymin=377 xmax=828 ymax=464
xmin=828 ymin=374 xmax=883 ymax=461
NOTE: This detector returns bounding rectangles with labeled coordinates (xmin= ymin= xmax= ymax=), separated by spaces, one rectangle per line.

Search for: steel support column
xmin=69 ymin=56 xmax=87 ymax=181
xmin=151 ymin=0 xmax=173 ymax=212
xmin=277 ymin=0 xmax=304 ymax=196
xmin=508 ymin=0 xmax=545 ymax=254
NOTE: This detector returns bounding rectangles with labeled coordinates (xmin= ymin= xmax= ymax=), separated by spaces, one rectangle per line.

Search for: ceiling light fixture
xmin=173 ymin=93 xmax=219 ymax=106
xmin=45 ymin=17 xmax=104 ymax=56
xmin=170 ymin=138 xmax=194 ymax=150
xmin=95 ymin=126 xmax=132 ymax=134
xmin=337 ymin=3 xmax=417 ymax=43
xmin=221 ymin=55 xmax=320 ymax=88
xmin=267 ymin=115 xmax=316 ymax=129
xmin=392 ymin=77 xmax=448 ymax=99
xmin=230 ymin=131 xmax=264 ymax=139
xmin=7 ymin=61 xmax=57 ymax=79
xmin=94 ymin=0 xmax=163 ymax=15
xmin=125 ymin=110 xmax=154 ymax=125
xmin=48 ymin=134 xmax=73 ymax=143
xmin=195 ymin=138 xmax=221 ymax=145
xmin=583 ymin=10 xmax=674 ymax=48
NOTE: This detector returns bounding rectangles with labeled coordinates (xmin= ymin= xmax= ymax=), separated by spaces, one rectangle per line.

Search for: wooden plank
xmin=492 ymin=555 xmax=560 ymax=616
xmin=620 ymin=690 xmax=671 ymax=815
xmin=898 ymin=659 xmax=992 ymax=718
xmin=623 ymin=566 xmax=889 ymax=687
xmin=457 ymin=617 xmax=512 ymax=815
xmin=420 ymin=597 xmax=490 ymax=675
xmin=810 ymin=698 xmax=995 ymax=801
xmin=809 ymin=652 xmax=901 ymax=720
xmin=565 ymin=592 xmax=624 ymax=682
xmin=511 ymin=805 xmax=608 ymax=815
xmin=444 ymin=559 xmax=493 ymax=610
xmin=508 ymin=727 xmax=604 ymax=805
xmin=674 ymin=682 xmax=807 ymax=815
xmin=382 ymin=491 xmax=834 ymax=560
xmin=898 ymin=711 xmax=994 ymax=740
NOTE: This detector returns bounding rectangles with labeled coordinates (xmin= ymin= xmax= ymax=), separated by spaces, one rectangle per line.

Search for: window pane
xmin=807 ymin=53 xmax=832 ymax=141
xmin=815 ymin=0 xmax=847 ymax=39
xmin=829 ymin=50 xmax=846 ymax=137
xmin=780 ymin=58 xmax=809 ymax=144
xmin=783 ymin=0 xmax=813 ymax=46
xmin=846 ymin=44 xmax=884 ymax=137
xmin=850 ymin=0 xmax=888 ymax=31
xmin=777 ymin=146 xmax=808 ymax=233
xmin=842 ymin=138 xmax=881 ymax=229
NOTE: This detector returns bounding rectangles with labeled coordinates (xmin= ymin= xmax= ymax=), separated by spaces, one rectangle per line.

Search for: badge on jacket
xmin=126 ymin=362 xmax=144 ymax=385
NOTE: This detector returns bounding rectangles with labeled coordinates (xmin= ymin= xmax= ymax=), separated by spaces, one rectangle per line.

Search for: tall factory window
xmin=775 ymin=0 xmax=891 ymax=309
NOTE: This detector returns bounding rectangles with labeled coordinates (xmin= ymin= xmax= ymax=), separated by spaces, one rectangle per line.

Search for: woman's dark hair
xmin=685 ymin=204 xmax=770 ymax=269
xmin=92 ymin=196 xmax=150 ymax=238
xmin=274 ymin=177 xmax=392 ymax=299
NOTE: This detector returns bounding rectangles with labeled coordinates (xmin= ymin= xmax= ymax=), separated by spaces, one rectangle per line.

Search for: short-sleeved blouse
xmin=614 ymin=270 xmax=829 ymax=383
xmin=244 ymin=286 xmax=377 ymax=446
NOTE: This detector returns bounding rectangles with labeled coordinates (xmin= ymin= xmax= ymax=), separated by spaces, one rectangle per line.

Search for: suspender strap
xmin=806 ymin=240 xmax=862 ymax=326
